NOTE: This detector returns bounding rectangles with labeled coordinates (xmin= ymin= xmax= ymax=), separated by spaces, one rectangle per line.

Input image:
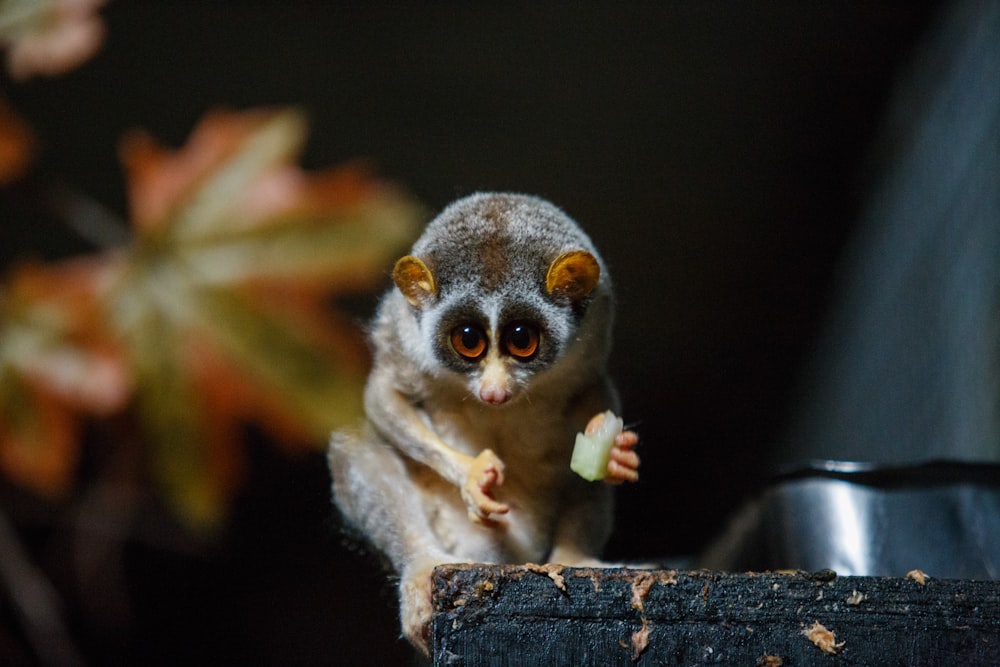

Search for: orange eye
xmin=451 ymin=325 xmax=488 ymax=360
xmin=503 ymin=322 xmax=539 ymax=360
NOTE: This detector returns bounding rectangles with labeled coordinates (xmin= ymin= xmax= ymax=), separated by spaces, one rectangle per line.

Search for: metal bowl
xmin=700 ymin=460 xmax=1000 ymax=579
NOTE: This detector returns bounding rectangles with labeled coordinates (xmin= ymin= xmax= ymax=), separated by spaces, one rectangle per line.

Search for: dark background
xmin=1 ymin=2 xmax=942 ymax=664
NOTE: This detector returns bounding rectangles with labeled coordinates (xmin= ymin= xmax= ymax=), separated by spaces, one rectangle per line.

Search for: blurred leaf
xmin=106 ymin=107 xmax=421 ymax=528
xmin=0 ymin=100 xmax=35 ymax=184
xmin=0 ymin=258 xmax=130 ymax=497
xmin=0 ymin=0 xmax=106 ymax=81
xmin=0 ymin=107 xmax=422 ymax=529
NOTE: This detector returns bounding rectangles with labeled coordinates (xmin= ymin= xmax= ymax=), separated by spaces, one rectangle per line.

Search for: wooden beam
xmin=432 ymin=564 xmax=999 ymax=666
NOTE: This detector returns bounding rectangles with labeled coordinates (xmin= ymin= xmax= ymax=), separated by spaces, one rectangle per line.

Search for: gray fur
xmin=328 ymin=193 xmax=632 ymax=653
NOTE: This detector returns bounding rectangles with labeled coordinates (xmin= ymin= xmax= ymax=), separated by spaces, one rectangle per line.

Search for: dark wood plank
xmin=432 ymin=564 xmax=1000 ymax=666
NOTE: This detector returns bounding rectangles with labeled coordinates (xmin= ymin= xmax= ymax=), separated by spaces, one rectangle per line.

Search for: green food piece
xmin=570 ymin=411 xmax=622 ymax=481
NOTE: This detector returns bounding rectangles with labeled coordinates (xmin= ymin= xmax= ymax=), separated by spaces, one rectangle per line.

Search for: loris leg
xmin=328 ymin=426 xmax=450 ymax=654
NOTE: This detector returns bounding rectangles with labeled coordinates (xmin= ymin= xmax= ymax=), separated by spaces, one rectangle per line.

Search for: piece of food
xmin=570 ymin=410 xmax=623 ymax=481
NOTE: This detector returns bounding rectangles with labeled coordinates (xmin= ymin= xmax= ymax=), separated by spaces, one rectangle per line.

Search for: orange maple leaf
xmin=0 ymin=0 xmax=106 ymax=81
xmin=0 ymin=101 xmax=35 ymax=184
xmin=0 ymin=107 xmax=422 ymax=529
xmin=0 ymin=257 xmax=129 ymax=497
xmin=105 ymin=107 xmax=422 ymax=528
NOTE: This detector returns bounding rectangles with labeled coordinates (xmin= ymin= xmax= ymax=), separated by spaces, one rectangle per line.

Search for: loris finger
xmin=584 ymin=412 xmax=608 ymax=436
xmin=606 ymin=459 xmax=640 ymax=483
xmin=614 ymin=430 xmax=639 ymax=449
xmin=609 ymin=446 xmax=640 ymax=470
xmin=478 ymin=468 xmax=505 ymax=494
xmin=469 ymin=496 xmax=510 ymax=521
xmin=483 ymin=499 xmax=510 ymax=515
xmin=473 ymin=481 xmax=509 ymax=514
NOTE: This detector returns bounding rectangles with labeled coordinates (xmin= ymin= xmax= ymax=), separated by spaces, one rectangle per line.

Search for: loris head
xmin=390 ymin=193 xmax=612 ymax=406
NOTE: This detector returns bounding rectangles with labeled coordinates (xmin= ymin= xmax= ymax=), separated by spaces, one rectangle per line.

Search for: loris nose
xmin=479 ymin=384 xmax=511 ymax=405
xmin=479 ymin=359 xmax=511 ymax=405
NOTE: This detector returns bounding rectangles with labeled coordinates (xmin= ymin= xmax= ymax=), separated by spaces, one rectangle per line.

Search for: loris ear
xmin=546 ymin=250 xmax=600 ymax=302
xmin=393 ymin=255 xmax=437 ymax=307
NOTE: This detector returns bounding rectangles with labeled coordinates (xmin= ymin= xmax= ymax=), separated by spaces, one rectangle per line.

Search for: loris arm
xmin=364 ymin=367 xmax=509 ymax=522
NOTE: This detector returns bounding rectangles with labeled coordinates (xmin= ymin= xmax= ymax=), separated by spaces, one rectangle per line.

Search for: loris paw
xmin=605 ymin=429 xmax=640 ymax=485
xmin=461 ymin=448 xmax=509 ymax=523
xmin=399 ymin=559 xmax=438 ymax=656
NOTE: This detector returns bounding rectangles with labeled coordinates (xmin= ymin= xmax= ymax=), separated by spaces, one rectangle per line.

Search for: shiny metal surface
xmin=701 ymin=461 xmax=1000 ymax=579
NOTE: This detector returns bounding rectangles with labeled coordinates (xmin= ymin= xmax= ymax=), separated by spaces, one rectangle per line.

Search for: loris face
xmin=429 ymin=289 xmax=570 ymax=405
xmin=390 ymin=194 xmax=607 ymax=406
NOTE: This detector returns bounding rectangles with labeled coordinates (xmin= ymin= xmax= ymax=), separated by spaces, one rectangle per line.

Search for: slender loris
xmin=328 ymin=193 xmax=640 ymax=653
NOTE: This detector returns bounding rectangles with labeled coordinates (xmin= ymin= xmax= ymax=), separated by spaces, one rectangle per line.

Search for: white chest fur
xmin=417 ymin=393 xmax=578 ymax=563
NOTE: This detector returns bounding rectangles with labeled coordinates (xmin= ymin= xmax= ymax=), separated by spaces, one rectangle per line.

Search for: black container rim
xmin=772 ymin=459 xmax=1000 ymax=488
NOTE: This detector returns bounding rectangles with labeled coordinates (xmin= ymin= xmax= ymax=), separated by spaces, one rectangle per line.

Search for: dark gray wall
xmin=785 ymin=1 xmax=1000 ymax=467
xmin=0 ymin=3 xmax=945 ymax=663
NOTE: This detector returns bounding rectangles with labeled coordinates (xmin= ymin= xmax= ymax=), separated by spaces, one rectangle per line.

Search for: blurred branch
xmin=0 ymin=505 xmax=84 ymax=667
xmin=49 ymin=181 xmax=131 ymax=249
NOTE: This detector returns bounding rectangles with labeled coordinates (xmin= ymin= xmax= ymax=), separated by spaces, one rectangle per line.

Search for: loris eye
xmin=450 ymin=325 xmax=488 ymax=360
xmin=502 ymin=322 xmax=540 ymax=360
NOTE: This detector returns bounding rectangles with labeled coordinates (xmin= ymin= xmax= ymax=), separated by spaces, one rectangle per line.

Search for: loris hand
xmin=462 ymin=449 xmax=509 ymax=523
xmin=605 ymin=430 xmax=640 ymax=484
xmin=580 ymin=412 xmax=640 ymax=485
